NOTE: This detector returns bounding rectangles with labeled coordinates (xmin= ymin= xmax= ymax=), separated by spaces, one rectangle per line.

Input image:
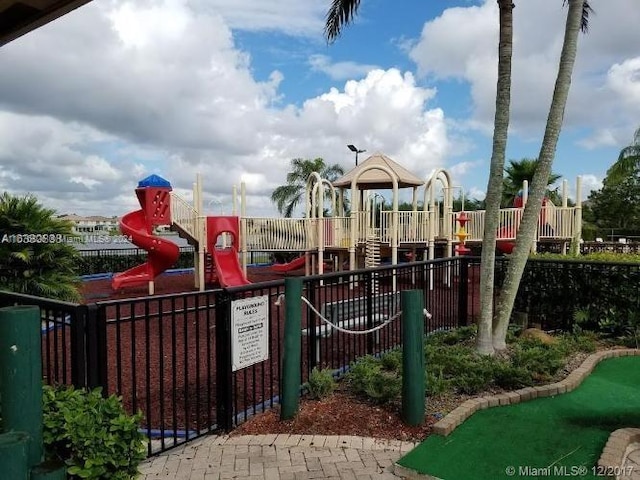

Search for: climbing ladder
xmin=365 ymin=231 xmax=381 ymax=293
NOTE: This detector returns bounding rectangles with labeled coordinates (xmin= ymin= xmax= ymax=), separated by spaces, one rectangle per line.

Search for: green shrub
xmin=43 ymin=385 xmax=146 ymax=480
xmin=426 ymin=326 xmax=477 ymax=346
xmin=510 ymin=340 xmax=564 ymax=382
xmin=380 ymin=350 xmax=403 ymax=371
xmin=306 ymin=367 xmax=336 ymax=400
xmin=492 ymin=363 xmax=534 ymax=390
xmin=425 ymin=368 xmax=450 ymax=396
xmin=363 ymin=371 xmax=401 ymax=403
xmin=346 ymin=354 xmax=401 ymax=404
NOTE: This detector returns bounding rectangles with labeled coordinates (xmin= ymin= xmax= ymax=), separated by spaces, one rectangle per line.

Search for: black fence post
xmin=85 ymin=303 xmax=108 ymax=393
xmin=307 ymin=282 xmax=318 ymax=372
xmin=365 ymin=270 xmax=374 ymax=356
xmin=458 ymin=257 xmax=469 ymax=326
xmin=215 ymin=290 xmax=234 ymax=432
xmin=70 ymin=305 xmax=88 ymax=388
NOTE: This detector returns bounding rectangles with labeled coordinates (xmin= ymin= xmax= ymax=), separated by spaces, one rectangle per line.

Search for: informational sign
xmin=231 ymin=295 xmax=269 ymax=372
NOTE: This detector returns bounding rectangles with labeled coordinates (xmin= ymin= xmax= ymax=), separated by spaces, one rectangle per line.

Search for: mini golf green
xmin=397 ymin=356 xmax=640 ymax=480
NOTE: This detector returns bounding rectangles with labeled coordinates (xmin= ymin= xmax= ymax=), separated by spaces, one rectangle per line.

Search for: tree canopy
xmin=0 ymin=192 xmax=82 ymax=301
xmin=502 ymin=158 xmax=562 ymax=207
xmin=271 ymin=158 xmax=344 ymax=217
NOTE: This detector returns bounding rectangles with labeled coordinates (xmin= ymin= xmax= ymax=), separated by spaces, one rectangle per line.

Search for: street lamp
xmin=347 ymin=144 xmax=366 ymax=166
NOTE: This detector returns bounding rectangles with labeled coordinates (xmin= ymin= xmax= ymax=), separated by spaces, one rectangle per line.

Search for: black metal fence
xmin=77 ymin=248 xmax=274 ymax=276
xmin=2 ymin=255 xmax=638 ymax=457
xmin=78 ymin=247 xmax=195 ymax=276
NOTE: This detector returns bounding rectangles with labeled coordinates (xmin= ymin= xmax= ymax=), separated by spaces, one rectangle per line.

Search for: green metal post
xmin=0 ymin=432 xmax=29 ymax=479
xmin=281 ymin=278 xmax=302 ymax=420
xmin=0 ymin=305 xmax=44 ymax=467
xmin=401 ymin=290 xmax=425 ymax=426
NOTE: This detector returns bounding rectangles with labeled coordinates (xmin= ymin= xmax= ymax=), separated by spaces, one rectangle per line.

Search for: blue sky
xmin=0 ymin=0 xmax=638 ymax=216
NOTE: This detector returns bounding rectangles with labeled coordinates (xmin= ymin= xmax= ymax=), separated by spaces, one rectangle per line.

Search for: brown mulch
xmin=233 ymin=387 xmax=437 ymax=442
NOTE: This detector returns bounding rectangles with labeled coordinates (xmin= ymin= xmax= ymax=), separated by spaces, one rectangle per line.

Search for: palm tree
xmin=502 ymin=158 xmax=562 ymax=206
xmin=325 ymin=0 xmax=517 ymax=356
xmin=0 ymin=193 xmax=82 ymax=302
xmin=271 ymin=158 xmax=344 ymax=217
xmin=604 ymin=126 xmax=640 ymax=185
xmin=492 ymin=0 xmax=592 ymax=350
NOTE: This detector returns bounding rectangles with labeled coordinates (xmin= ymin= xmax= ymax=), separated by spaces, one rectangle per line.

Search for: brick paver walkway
xmin=139 ymin=434 xmax=416 ymax=479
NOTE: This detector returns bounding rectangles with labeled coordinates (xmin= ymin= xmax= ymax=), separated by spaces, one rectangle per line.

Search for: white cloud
xmin=579 ymin=174 xmax=603 ymax=200
xmin=0 ymin=3 xmax=452 ymax=218
xmin=409 ymin=0 xmax=640 ymax=147
xmin=308 ymin=54 xmax=380 ymax=80
xmin=189 ymin=0 xmax=325 ymax=36
xmin=607 ymin=57 xmax=640 ymax=106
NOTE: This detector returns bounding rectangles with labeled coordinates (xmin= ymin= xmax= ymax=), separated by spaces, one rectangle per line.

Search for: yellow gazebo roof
xmin=332 ymin=152 xmax=424 ymax=190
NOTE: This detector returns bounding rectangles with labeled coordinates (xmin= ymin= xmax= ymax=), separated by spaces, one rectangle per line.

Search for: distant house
xmin=58 ymin=214 xmax=120 ymax=233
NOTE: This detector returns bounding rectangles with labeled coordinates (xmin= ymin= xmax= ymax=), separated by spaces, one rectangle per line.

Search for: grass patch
xmin=397 ymin=356 xmax=640 ymax=479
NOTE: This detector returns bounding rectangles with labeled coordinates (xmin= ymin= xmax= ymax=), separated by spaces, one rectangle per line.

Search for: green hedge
xmin=496 ymin=255 xmax=640 ymax=335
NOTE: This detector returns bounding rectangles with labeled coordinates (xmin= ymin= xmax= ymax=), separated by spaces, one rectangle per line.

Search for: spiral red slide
xmin=111 ymin=210 xmax=180 ymax=290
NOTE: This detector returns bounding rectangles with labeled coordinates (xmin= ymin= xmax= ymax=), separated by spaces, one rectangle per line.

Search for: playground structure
xmin=111 ymin=175 xmax=250 ymax=294
xmin=113 ymin=153 xmax=583 ymax=293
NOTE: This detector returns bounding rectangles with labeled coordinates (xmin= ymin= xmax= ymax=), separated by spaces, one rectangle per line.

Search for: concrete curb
xmin=598 ymin=428 xmax=640 ymax=472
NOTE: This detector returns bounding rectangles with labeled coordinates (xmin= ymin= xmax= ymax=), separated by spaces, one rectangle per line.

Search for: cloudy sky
xmin=0 ymin=0 xmax=638 ymax=217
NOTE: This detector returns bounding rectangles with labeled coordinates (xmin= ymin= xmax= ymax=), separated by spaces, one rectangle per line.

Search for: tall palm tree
xmin=325 ymin=0 xmax=517 ymax=355
xmin=502 ymin=158 xmax=562 ymax=206
xmin=492 ymin=0 xmax=592 ymax=350
xmin=0 ymin=193 xmax=82 ymax=302
xmin=605 ymin=126 xmax=640 ymax=185
xmin=271 ymin=158 xmax=344 ymax=217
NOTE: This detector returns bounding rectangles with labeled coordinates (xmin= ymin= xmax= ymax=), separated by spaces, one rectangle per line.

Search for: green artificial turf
xmin=397 ymin=356 xmax=640 ymax=480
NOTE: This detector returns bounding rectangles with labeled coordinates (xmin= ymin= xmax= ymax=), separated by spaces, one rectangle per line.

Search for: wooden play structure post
xmin=0 ymin=306 xmax=66 ymax=479
xmin=281 ymin=278 xmax=302 ymax=420
xmin=401 ymin=291 xmax=425 ymax=426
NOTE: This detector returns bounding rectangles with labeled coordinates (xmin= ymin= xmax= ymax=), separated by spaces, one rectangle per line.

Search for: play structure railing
xmin=451 ymin=205 xmax=580 ymax=243
xmin=380 ymin=210 xmax=431 ymax=244
xmin=538 ymin=206 xmax=577 ymax=239
xmin=170 ymin=193 xmax=198 ymax=240
xmin=243 ymin=217 xmax=308 ymax=251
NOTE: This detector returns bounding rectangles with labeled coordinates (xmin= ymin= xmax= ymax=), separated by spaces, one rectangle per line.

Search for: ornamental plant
xmin=42 ymin=385 xmax=146 ymax=480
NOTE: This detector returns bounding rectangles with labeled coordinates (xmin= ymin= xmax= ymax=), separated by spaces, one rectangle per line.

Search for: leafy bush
xmin=346 ymin=353 xmax=402 ymax=404
xmin=492 ymin=363 xmax=534 ymax=390
xmin=306 ymin=367 xmax=336 ymax=400
xmin=426 ymin=326 xmax=477 ymax=346
xmin=43 ymin=385 xmax=146 ymax=480
xmin=510 ymin=340 xmax=564 ymax=382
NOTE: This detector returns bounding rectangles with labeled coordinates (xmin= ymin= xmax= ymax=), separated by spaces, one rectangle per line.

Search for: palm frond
xmin=563 ymin=0 xmax=593 ymax=33
xmin=325 ymin=0 xmax=362 ymax=43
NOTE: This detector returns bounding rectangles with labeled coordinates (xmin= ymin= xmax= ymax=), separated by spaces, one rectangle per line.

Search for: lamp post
xmin=347 ymin=144 xmax=366 ymax=166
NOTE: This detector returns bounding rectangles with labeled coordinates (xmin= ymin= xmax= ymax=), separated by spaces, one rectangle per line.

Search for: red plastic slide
xmin=111 ymin=210 xmax=180 ymax=290
xmin=206 ymin=216 xmax=251 ymax=287
xmin=212 ymin=247 xmax=251 ymax=287
xmin=271 ymin=255 xmax=306 ymax=273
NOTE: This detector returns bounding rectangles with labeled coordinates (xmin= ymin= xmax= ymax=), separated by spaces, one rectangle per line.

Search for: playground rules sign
xmin=231 ymin=296 xmax=269 ymax=372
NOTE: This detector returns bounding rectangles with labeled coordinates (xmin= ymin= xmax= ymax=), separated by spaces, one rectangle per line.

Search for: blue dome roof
xmin=138 ymin=174 xmax=171 ymax=188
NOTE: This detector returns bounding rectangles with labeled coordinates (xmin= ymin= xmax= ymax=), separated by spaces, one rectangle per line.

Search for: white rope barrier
xmin=274 ymin=294 xmax=433 ymax=335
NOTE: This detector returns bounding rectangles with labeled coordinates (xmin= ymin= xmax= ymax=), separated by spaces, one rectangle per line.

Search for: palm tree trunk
xmin=476 ymin=0 xmax=514 ymax=356
xmin=492 ymin=0 xmax=585 ymax=350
